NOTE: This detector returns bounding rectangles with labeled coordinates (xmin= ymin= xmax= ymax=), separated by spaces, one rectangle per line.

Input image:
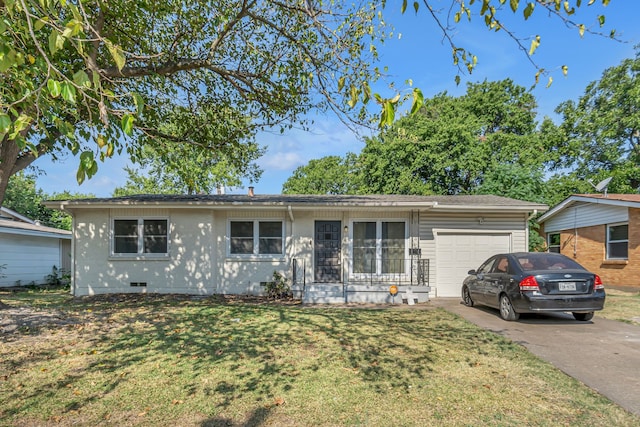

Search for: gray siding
xmin=544 ymin=203 xmax=628 ymax=232
xmin=419 ymin=212 xmax=529 ymax=295
xmin=0 ymin=234 xmax=61 ymax=286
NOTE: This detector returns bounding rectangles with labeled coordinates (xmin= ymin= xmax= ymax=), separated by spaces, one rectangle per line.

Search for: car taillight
xmin=519 ymin=275 xmax=540 ymax=291
xmin=594 ymin=275 xmax=604 ymax=290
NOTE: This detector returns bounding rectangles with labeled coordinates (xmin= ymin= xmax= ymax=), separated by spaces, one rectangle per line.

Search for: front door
xmin=314 ymin=221 xmax=341 ymax=282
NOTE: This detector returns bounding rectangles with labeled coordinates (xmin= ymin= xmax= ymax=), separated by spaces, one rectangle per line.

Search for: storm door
xmin=314 ymin=221 xmax=342 ymax=282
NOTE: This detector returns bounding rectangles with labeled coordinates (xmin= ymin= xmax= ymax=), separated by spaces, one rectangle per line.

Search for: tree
xmin=0 ymin=0 xmax=387 ymax=205
xmin=282 ymin=154 xmax=360 ymax=194
xmin=358 ymin=79 xmax=552 ymax=195
xmin=114 ymin=106 xmax=264 ymax=196
xmin=3 ymin=171 xmax=92 ymax=230
xmin=0 ymin=0 xmax=617 ymax=205
xmin=547 ymin=50 xmax=640 ymax=195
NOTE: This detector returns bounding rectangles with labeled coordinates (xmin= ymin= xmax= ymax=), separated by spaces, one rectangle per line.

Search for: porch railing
xmin=292 ymin=258 xmax=306 ymax=292
xmin=346 ymin=258 xmax=429 ymax=286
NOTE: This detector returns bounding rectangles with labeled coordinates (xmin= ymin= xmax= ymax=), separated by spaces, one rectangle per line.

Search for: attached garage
xmin=435 ymin=232 xmax=512 ymax=297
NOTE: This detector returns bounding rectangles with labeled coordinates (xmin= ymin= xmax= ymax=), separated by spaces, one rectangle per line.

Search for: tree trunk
xmin=0 ymin=138 xmax=20 ymax=207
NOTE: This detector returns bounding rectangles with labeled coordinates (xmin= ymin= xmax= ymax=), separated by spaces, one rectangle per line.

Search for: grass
xmin=1 ymin=288 xmax=639 ymax=426
xmin=598 ymin=288 xmax=640 ymax=325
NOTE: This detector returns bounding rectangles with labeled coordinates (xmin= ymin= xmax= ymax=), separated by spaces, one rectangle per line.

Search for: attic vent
xmin=130 ymin=282 xmax=147 ymax=287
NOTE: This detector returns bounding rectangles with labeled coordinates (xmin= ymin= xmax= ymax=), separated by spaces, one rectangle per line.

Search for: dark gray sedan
xmin=462 ymin=252 xmax=605 ymax=321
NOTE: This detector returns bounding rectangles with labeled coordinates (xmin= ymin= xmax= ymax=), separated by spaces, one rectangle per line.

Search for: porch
xmin=292 ymin=258 xmax=431 ymax=304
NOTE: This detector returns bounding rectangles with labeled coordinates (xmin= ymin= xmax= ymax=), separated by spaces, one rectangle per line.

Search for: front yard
xmin=1 ymin=287 xmax=639 ymax=426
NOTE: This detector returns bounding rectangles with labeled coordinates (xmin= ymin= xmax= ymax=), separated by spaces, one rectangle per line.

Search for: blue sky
xmin=34 ymin=2 xmax=640 ymax=197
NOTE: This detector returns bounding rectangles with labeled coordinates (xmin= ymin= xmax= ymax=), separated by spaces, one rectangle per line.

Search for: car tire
xmin=499 ymin=294 xmax=520 ymax=321
xmin=462 ymin=285 xmax=474 ymax=307
xmin=572 ymin=312 xmax=594 ymax=321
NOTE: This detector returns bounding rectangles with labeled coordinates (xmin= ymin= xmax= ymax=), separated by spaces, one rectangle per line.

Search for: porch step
xmin=302 ymin=284 xmax=345 ymax=304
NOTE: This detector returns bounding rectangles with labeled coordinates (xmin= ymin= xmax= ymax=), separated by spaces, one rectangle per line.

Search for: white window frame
xmin=547 ymin=232 xmax=561 ymax=253
xmin=606 ymin=222 xmax=628 ymax=260
xmin=227 ymin=219 xmax=285 ymax=257
xmin=111 ymin=217 xmax=170 ymax=258
xmin=348 ymin=219 xmax=408 ymax=278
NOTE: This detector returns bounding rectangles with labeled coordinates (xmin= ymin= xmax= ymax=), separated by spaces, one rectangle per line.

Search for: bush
xmin=265 ymin=271 xmax=292 ymax=299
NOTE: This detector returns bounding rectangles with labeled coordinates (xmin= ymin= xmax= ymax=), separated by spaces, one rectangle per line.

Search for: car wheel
xmin=462 ymin=285 xmax=474 ymax=307
xmin=499 ymin=294 xmax=520 ymax=321
xmin=573 ymin=312 xmax=594 ymax=321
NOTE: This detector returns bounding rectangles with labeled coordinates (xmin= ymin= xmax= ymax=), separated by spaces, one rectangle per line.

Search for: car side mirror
xmin=468 ymin=269 xmax=477 ymax=275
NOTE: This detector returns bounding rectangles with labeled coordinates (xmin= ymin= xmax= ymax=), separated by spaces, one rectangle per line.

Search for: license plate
xmin=559 ymin=282 xmax=576 ymax=291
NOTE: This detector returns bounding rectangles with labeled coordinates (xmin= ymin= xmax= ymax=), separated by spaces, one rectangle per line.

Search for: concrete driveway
xmin=432 ymin=298 xmax=640 ymax=417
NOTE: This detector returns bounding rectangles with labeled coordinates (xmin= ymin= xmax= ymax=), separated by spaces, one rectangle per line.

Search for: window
xmin=229 ymin=220 xmax=283 ymax=256
xmin=113 ymin=218 xmax=168 ymax=255
xmin=607 ymin=223 xmax=628 ymax=259
xmin=547 ymin=233 xmax=561 ymax=253
xmin=352 ymin=221 xmax=406 ymax=274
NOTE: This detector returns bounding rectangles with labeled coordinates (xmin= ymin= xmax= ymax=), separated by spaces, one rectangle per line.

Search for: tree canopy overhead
xmin=0 ymin=0 xmax=617 ymax=205
xmin=0 ymin=0 xmax=387 ymax=204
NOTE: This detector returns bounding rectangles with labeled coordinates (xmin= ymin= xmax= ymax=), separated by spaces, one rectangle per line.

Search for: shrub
xmin=265 ymin=271 xmax=292 ymax=299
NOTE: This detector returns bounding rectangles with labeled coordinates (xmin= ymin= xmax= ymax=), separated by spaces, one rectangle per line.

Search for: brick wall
xmin=540 ymin=208 xmax=640 ymax=288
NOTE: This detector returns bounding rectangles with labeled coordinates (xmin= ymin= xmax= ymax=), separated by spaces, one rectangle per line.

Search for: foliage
xmin=358 ymin=79 xmax=550 ymax=196
xmin=3 ymin=171 xmax=92 ymax=230
xmin=282 ymin=153 xmax=361 ymax=194
xmin=0 ymin=0 xmax=388 ymax=205
xmin=545 ymin=49 xmax=640 ymax=195
xmin=45 ymin=265 xmax=69 ymax=288
xmin=377 ymin=0 xmax=618 ymax=127
xmin=113 ymin=133 xmax=264 ymax=196
xmin=0 ymin=0 xmax=619 ymax=205
xmin=264 ymin=270 xmax=292 ymax=300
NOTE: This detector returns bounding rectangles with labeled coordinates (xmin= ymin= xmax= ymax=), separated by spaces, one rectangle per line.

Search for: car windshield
xmin=516 ymin=254 xmax=585 ymax=271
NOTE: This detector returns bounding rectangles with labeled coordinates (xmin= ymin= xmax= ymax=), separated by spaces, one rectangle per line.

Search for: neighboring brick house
xmin=537 ymin=194 xmax=640 ymax=289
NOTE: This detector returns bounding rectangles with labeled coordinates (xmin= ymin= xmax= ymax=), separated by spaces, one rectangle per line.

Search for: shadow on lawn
xmin=1 ymin=296 xmax=487 ymax=425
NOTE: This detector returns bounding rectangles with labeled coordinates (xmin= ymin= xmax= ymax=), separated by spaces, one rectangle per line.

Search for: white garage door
xmin=436 ymin=233 xmax=512 ymax=297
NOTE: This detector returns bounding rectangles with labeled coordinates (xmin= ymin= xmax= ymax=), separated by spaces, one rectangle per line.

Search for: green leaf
xmin=48 ymin=30 xmax=64 ymax=55
xmin=34 ymin=18 xmax=47 ymax=31
xmin=47 ymin=79 xmax=61 ymax=97
xmin=523 ymin=2 xmax=535 ymax=19
xmin=106 ymin=40 xmax=126 ymax=71
xmin=0 ymin=114 xmax=11 ymax=133
xmin=598 ymin=15 xmax=605 ymax=27
xmin=578 ymin=24 xmax=585 ymax=38
xmin=61 ymin=82 xmax=76 ymax=103
xmin=0 ymin=48 xmax=15 ymax=72
xmin=410 ymin=88 xmax=424 ymax=115
xmin=121 ymin=114 xmax=134 ymax=136
xmin=76 ymin=167 xmax=86 ymax=185
xmin=338 ymin=76 xmax=346 ymax=92
xmin=73 ymin=70 xmax=91 ymax=88
xmin=96 ymin=134 xmax=107 ymax=148
xmin=413 ymin=2 xmax=419 ymax=13
xmin=510 ymin=0 xmax=519 ymax=13
xmin=401 ymin=0 xmax=407 ymax=14
xmin=9 ymin=114 xmax=32 ymax=139
xmin=132 ymin=92 xmax=145 ymax=115
xmin=546 ymin=76 xmax=553 ymax=88
xmin=562 ymin=65 xmax=568 ymax=76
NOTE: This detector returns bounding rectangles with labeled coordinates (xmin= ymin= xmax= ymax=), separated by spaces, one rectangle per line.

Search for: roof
xmin=538 ymin=194 xmax=640 ymax=223
xmin=0 ymin=206 xmax=35 ymax=224
xmin=44 ymin=193 xmax=547 ymax=213
xmin=0 ymin=207 xmax=71 ymax=239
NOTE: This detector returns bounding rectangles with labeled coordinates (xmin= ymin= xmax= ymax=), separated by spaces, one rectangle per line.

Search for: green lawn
xmin=1 ymin=289 xmax=639 ymax=426
xmin=598 ymin=288 xmax=640 ymax=325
